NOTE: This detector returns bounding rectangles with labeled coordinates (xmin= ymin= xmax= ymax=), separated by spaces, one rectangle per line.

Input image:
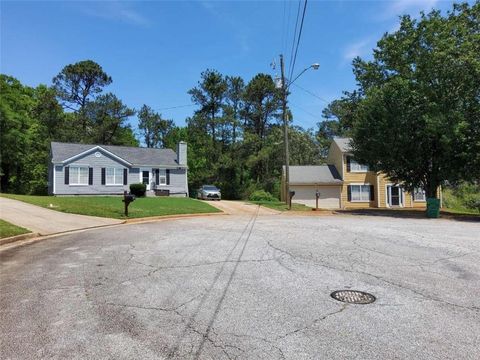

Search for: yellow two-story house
xmin=282 ymin=137 xmax=437 ymax=209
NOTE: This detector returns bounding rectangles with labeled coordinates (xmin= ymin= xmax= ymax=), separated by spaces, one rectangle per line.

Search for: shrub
xmin=249 ymin=190 xmax=277 ymax=202
xmin=130 ymin=183 xmax=146 ymax=197
xmin=443 ymin=182 xmax=480 ymax=213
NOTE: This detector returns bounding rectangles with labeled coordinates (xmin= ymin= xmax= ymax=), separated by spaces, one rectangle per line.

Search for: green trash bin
xmin=426 ymin=198 xmax=440 ymax=218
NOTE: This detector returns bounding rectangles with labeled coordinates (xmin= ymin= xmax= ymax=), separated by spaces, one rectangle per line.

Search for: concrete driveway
xmin=203 ymin=199 xmax=280 ymax=215
xmin=0 ymin=197 xmax=122 ymax=235
xmin=1 ymin=212 xmax=479 ymax=359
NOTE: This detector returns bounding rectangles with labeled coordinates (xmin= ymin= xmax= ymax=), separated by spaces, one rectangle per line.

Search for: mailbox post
xmin=288 ymin=190 xmax=295 ymax=210
xmin=122 ymin=190 xmax=136 ymax=217
xmin=315 ymin=190 xmax=320 ymax=210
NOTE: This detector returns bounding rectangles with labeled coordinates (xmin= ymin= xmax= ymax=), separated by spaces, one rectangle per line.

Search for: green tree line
xmin=2 ymin=1 xmax=477 ymax=207
xmin=1 ymin=64 xmax=328 ymax=197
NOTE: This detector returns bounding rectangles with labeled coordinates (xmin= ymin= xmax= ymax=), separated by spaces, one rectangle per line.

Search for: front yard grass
xmin=1 ymin=194 xmax=221 ymax=219
xmin=250 ymin=200 xmax=312 ymax=211
xmin=0 ymin=219 xmax=31 ymax=239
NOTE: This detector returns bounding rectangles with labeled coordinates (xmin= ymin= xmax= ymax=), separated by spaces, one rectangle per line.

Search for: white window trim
xmin=105 ymin=167 xmax=124 ymax=186
xmin=413 ymin=187 xmax=426 ymax=202
xmin=159 ymin=175 xmax=167 ymax=186
xmin=157 ymin=168 xmax=168 ymax=186
xmin=349 ymin=158 xmax=369 ymax=173
xmin=140 ymin=168 xmax=152 ymax=190
xmin=349 ymin=183 xmax=371 ymax=202
xmin=386 ymin=184 xmax=404 ymax=207
xmin=69 ymin=165 xmax=89 ymax=186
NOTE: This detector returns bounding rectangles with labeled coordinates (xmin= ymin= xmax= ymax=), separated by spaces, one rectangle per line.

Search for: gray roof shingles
xmin=288 ymin=165 xmax=342 ymax=185
xmin=333 ymin=137 xmax=352 ymax=153
xmin=51 ymin=142 xmax=180 ymax=167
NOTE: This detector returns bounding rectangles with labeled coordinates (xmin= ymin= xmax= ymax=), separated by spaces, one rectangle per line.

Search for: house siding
xmin=284 ymin=139 xmax=439 ymax=210
xmin=341 ymin=154 xmax=378 ymax=209
xmin=53 ymin=151 xmax=131 ymax=195
xmin=326 ymin=141 xmax=343 ymax=179
xmin=51 ymin=149 xmax=188 ymax=196
xmin=154 ymin=168 xmax=188 ymax=196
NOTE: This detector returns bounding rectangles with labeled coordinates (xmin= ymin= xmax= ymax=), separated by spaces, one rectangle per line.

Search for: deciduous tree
xmin=350 ymin=3 xmax=480 ymax=213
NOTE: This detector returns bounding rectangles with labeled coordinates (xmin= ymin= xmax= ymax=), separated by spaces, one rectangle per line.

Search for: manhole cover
xmin=331 ymin=290 xmax=376 ymax=304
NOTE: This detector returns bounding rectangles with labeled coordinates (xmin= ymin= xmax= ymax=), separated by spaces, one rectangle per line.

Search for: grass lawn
xmin=250 ymin=200 xmax=312 ymax=211
xmin=0 ymin=219 xmax=31 ymax=239
xmin=1 ymin=194 xmax=221 ymax=219
xmin=441 ymin=208 xmax=480 ymax=217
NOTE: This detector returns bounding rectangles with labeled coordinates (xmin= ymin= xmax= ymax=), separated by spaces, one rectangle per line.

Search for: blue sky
xmin=1 ymin=0 xmax=461 ymax=131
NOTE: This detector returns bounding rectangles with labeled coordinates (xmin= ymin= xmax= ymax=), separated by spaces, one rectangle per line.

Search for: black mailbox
xmin=288 ymin=190 xmax=295 ymax=210
xmin=123 ymin=194 xmax=136 ymax=203
xmin=122 ymin=191 xmax=136 ymax=216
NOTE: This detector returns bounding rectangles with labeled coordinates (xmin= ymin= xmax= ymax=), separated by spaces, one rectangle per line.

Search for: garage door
xmin=290 ymin=185 xmax=341 ymax=209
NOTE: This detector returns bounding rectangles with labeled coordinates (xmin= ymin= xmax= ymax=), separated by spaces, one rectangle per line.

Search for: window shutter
xmin=166 ymin=169 xmax=170 ymax=185
xmin=101 ymin=168 xmax=106 ymax=185
xmin=64 ymin=166 xmax=69 ymax=185
xmin=155 ymin=169 xmax=159 ymax=185
xmin=88 ymin=168 xmax=93 ymax=185
xmin=123 ymin=168 xmax=128 ymax=185
xmin=346 ymin=156 xmax=351 ymax=172
xmin=370 ymin=185 xmax=375 ymax=201
xmin=347 ymin=185 xmax=351 ymax=201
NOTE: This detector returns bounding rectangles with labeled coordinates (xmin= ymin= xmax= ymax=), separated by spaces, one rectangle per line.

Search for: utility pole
xmin=280 ymin=54 xmax=290 ymax=205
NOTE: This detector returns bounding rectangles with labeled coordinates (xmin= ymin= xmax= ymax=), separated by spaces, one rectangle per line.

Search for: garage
xmin=291 ymin=185 xmax=341 ymax=209
xmin=283 ymin=165 xmax=343 ymax=209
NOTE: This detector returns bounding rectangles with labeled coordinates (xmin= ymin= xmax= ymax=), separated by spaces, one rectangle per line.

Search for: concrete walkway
xmin=0 ymin=197 xmax=122 ymax=235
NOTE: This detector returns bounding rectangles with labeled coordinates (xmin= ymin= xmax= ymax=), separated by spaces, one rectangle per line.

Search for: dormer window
xmin=346 ymin=156 xmax=369 ymax=172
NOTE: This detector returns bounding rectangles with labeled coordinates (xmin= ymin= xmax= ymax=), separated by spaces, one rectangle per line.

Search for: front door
xmin=388 ymin=185 xmax=403 ymax=207
xmin=391 ymin=186 xmax=400 ymax=206
xmin=142 ymin=170 xmax=150 ymax=190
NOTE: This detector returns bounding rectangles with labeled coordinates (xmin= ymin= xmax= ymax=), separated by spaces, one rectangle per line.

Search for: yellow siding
xmin=326 ymin=142 xmax=343 ymax=177
xmin=338 ymin=156 xmax=436 ymax=209
xmin=281 ymin=139 xmax=441 ymax=209
xmin=341 ymin=154 xmax=378 ymax=209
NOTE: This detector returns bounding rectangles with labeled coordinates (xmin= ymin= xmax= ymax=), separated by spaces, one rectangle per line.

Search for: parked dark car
xmin=197 ymin=185 xmax=221 ymax=200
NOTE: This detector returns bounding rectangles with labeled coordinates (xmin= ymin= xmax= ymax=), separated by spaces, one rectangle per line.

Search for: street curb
xmin=0 ymin=211 xmax=225 ymax=253
xmin=123 ymin=211 xmax=226 ymax=224
xmin=0 ymin=232 xmax=40 ymax=247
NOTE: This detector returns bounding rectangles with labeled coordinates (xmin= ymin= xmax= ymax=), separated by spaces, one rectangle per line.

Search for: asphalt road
xmin=1 ymin=210 xmax=479 ymax=359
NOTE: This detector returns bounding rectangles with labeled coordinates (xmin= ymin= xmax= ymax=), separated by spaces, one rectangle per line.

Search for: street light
xmin=288 ymin=63 xmax=320 ymax=88
xmin=279 ymin=55 xmax=319 ymax=207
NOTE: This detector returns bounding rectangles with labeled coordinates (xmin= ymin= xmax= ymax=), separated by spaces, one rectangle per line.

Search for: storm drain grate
xmin=330 ymin=290 xmax=376 ymax=304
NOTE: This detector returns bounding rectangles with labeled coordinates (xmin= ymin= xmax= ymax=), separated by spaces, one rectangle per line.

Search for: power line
xmin=155 ymin=104 xmax=195 ymax=111
xmin=284 ymin=0 xmax=293 ymax=56
xmin=287 ymin=0 xmax=302 ymax=79
xmin=281 ymin=0 xmax=286 ymax=54
xmin=289 ymin=0 xmax=308 ymax=82
xmin=291 ymin=83 xmax=330 ymax=103
xmin=289 ymin=102 xmax=323 ymax=122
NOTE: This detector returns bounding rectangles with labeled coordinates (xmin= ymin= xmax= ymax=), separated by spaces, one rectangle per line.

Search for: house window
xmin=70 ymin=166 xmax=89 ymax=185
xmin=159 ymin=169 xmax=167 ymax=185
xmin=106 ymin=167 xmax=124 ymax=185
xmin=350 ymin=158 xmax=369 ymax=172
xmin=351 ymin=185 xmax=370 ymax=202
xmin=413 ymin=188 xmax=426 ymax=201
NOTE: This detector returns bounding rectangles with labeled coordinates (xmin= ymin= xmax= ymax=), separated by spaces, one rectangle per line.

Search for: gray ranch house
xmin=49 ymin=141 xmax=188 ymax=196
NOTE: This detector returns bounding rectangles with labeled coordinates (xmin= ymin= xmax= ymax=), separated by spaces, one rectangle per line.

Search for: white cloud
xmin=381 ymin=0 xmax=439 ymax=20
xmin=343 ymin=37 xmax=373 ymax=62
xmin=80 ymin=1 xmax=149 ymax=26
